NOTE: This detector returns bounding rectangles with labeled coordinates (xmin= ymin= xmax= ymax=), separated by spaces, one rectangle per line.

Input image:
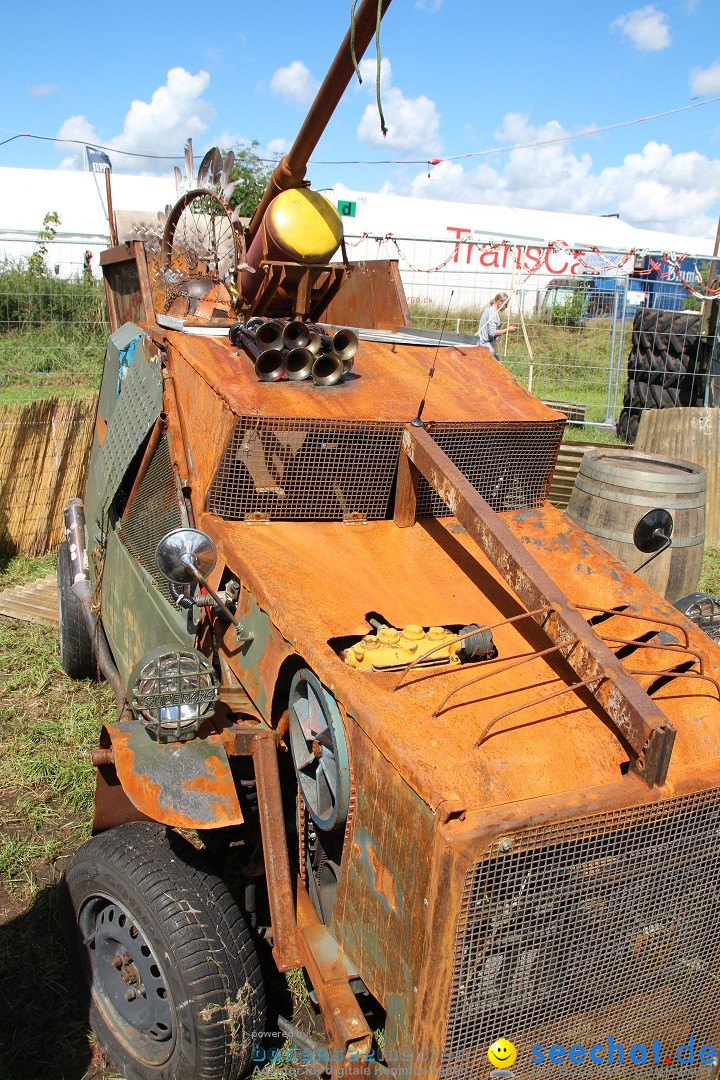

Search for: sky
xmin=2 ymin=0 xmax=720 ymax=238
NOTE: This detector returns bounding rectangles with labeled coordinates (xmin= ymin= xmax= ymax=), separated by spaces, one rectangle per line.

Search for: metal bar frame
xmin=399 ymin=423 xmax=676 ymax=787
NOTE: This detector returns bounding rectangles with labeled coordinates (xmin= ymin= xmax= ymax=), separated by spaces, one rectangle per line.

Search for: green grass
xmin=699 ymin=546 xmax=720 ymax=597
xmin=0 ymin=551 xmax=57 ymax=588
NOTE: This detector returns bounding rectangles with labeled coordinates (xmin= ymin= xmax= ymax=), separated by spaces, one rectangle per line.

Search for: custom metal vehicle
xmin=59 ymin=2 xmax=720 ymax=1077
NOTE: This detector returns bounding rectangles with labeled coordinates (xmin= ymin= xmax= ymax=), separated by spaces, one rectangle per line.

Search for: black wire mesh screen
xmin=440 ymin=788 xmax=720 ymax=1079
xmin=121 ymin=435 xmax=183 ymax=603
xmin=208 ymin=417 xmax=563 ymax=522
xmin=418 ymin=420 xmax=564 ymax=517
xmin=207 ymin=417 xmax=404 ymax=522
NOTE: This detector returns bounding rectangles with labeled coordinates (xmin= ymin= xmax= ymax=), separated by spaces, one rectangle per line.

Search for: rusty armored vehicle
xmin=59 ymin=2 xmax=720 ymax=1077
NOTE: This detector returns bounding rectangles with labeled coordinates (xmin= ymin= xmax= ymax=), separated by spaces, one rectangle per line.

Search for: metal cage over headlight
xmin=128 ymin=646 xmax=220 ymax=742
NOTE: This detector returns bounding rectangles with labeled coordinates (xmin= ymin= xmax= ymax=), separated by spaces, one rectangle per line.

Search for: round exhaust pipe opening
xmin=312 ymin=353 xmax=344 ymax=386
xmin=286 ymin=347 xmax=315 ymax=381
xmin=331 ymin=328 xmax=358 ymax=363
xmin=255 ymin=320 xmax=285 ymax=352
xmin=282 ymin=320 xmax=311 ymax=350
xmin=255 ymin=349 xmax=287 ymax=381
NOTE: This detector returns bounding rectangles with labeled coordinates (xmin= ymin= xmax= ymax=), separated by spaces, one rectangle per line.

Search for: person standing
xmin=476 ymin=293 xmax=517 ymax=359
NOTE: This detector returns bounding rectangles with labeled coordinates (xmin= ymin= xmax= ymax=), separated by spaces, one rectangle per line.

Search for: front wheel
xmin=62 ymin=823 xmax=265 ymax=1080
xmin=57 ymin=539 xmax=94 ymax=678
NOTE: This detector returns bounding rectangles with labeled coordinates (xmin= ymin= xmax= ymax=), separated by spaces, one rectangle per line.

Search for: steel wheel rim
xmin=161 ymin=188 xmax=242 ymax=285
xmin=288 ymin=670 xmax=350 ymax=830
xmin=79 ymin=894 xmax=176 ymax=1066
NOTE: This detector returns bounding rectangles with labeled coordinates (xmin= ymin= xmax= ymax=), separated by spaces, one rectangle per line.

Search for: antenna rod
xmin=247 ymin=0 xmax=393 ymax=244
xmin=412 ymin=289 xmax=454 ymax=427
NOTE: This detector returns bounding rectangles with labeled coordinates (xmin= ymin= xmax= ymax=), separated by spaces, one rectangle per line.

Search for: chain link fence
xmin=1 ymin=230 xmax=717 ymax=437
xmin=0 ymin=237 xmax=108 ymax=401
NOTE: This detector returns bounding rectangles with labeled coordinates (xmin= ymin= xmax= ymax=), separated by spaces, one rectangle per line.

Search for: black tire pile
xmin=617 ymin=309 xmax=701 ymax=444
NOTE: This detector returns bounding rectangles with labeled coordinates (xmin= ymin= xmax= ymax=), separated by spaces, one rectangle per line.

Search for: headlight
xmin=128 ymin=647 xmax=220 ymax=742
xmin=673 ymin=592 xmax=720 ymax=643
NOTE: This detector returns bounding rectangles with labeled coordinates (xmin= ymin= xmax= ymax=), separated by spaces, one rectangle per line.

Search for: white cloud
xmin=56 ymin=68 xmax=214 ymax=172
xmin=389 ymin=113 xmax=719 ymax=237
xmin=691 ymin=60 xmax=720 ymax=95
xmin=415 ymin=0 xmax=443 ymax=10
xmin=356 ymin=57 xmax=441 ymax=153
xmin=611 ymin=6 xmax=671 ymax=50
xmin=28 ymin=83 xmax=61 ymax=98
xmin=269 ymin=60 xmax=319 ymax=106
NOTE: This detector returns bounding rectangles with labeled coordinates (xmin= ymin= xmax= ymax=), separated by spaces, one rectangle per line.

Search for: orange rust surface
xmin=201 ymin=504 xmax=720 ymax=815
xmin=165 ymin=331 xmax=561 ymax=425
xmin=106 ymin=724 xmax=244 ymax=829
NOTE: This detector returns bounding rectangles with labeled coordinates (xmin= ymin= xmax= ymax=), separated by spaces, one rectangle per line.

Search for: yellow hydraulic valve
xmin=343 ymin=624 xmax=463 ymax=672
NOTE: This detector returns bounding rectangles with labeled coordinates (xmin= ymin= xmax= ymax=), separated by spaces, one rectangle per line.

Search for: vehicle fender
xmin=103 ymin=720 xmax=244 ymax=829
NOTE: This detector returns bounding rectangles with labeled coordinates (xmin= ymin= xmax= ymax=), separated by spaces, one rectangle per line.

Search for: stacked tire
xmin=616 ymin=309 xmax=701 ymax=444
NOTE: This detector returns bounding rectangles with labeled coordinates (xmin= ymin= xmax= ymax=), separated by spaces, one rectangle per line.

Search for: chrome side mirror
xmin=632 ymin=509 xmax=674 ymax=573
xmin=155 ymin=527 xmax=217 ymax=583
xmin=155 ymin=528 xmax=253 ymax=643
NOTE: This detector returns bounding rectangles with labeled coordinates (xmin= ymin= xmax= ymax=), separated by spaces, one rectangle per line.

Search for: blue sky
xmin=2 ymin=0 xmax=720 ymax=236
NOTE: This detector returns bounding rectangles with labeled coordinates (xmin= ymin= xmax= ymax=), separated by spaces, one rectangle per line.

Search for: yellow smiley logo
xmin=488 ymin=1039 xmax=517 ymax=1069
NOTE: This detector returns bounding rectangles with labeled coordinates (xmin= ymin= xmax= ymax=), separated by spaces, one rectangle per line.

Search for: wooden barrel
xmin=566 ymin=448 xmax=706 ymax=600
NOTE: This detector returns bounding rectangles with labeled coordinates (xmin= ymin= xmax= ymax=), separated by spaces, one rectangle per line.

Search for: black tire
xmin=616 ymin=408 xmax=640 ymax=444
xmin=62 ymin=822 xmax=265 ymax=1080
xmin=57 ymin=539 xmax=95 ymax=679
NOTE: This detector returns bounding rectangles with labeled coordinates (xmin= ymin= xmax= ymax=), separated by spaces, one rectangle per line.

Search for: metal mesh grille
xmin=121 ymin=435 xmax=183 ymax=603
xmin=208 ymin=417 xmax=563 ymax=522
xmin=207 ymin=417 xmax=404 ymax=522
xmin=96 ymin=356 xmax=163 ymax=511
xmin=418 ymin=420 xmax=563 ymax=517
xmin=441 ymin=788 xmax=720 ymax=1079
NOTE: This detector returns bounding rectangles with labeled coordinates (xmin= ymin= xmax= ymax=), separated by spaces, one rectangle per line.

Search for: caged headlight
xmin=128 ymin=646 xmax=220 ymax=743
xmin=673 ymin=592 xmax=720 ymax=643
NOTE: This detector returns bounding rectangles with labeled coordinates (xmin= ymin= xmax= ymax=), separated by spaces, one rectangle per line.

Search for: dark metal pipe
xmin=63 ymin=499 xmax=128 ymax=709
xmin=247 ymin=0 xmax=393 ymax=243
xmin=286 ymin=347 xmax=315 ymax=380
xmin=282 ymin=320 xmax=311 ymax=350
xmin=312 ymin=352 xmax=344 ymax=386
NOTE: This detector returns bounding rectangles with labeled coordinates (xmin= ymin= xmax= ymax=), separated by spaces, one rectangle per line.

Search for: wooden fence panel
xmin=0 ymin=396 xmax=97 ymax=556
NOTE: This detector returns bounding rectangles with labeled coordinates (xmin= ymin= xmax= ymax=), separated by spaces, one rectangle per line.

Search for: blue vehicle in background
xmin=542 ymin=255 xmax=701 ymax=321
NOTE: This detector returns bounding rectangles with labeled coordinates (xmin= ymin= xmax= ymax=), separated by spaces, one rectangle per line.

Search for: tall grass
xmin=409 ymin=301 xmax=625 ymax=425
xmin=0 ymin=261 xmax=107 ymax=401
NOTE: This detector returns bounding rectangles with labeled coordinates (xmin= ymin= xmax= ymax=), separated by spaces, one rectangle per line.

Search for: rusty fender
xmin=104 ymin=719 xmax=244 ymax=829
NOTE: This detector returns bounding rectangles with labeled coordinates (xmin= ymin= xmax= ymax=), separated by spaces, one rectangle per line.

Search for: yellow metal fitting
xmin=342 ymin=624 xmax=462 ymax=671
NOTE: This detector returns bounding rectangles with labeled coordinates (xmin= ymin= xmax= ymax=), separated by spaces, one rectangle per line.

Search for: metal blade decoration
xmin=220 ymin=149 xmax=235 ymax=190
xmin=197 ymin=148 xmax=216 ymax=187
xmin=184 ymin=138 xmax=194 ymax=182
xmin=210 ymin=147 xmax=223 ymax=188
xmin=288 ymin=669 xmax=351 ymax=831
xmin=174 ymin=166 xmax=183 ymax=194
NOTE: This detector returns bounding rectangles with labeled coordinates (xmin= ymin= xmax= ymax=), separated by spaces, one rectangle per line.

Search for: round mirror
xmin=155 ymin=528 xmax=217 ymax=584
xmin=633 ymin=508 xmax=674 ymax=554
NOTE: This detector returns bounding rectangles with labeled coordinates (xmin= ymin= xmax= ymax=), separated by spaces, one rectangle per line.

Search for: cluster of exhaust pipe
xmin=229 ymin=317 xmax=358 ymax=386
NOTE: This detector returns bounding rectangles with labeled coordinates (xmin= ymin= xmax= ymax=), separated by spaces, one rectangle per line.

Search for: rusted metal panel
xmin=331 ymin=721 xmax=436 ymax=1059
xmin=100 ymin=242 xmax=155 ymax=332
xmin=246 ymin=730 xmax=302 ymax=970
xmin=202 ymin=507 xmax=720 ymax=817
xmin=402 ymin=423 xmax=677 ymax=786
xmin=104 ymin=719 xmax=244 ymax=829
xmin=165 ymin=330 xmax=564 ymax=426
xmin=324 ymin=260 xmax=411 ymax=331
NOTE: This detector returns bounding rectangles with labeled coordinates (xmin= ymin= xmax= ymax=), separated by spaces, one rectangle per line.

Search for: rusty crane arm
xmin=398 ymin=423 xmax=677 ymax=788
xmin=247 ymin=0 xmax=393 ymax=244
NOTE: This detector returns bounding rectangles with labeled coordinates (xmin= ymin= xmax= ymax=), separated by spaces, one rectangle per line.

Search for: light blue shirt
xmin=477 ymin=304 xmax=500 ymax=346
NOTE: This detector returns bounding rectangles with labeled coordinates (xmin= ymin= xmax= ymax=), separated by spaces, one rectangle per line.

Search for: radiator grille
xmin=121 ymin=435 xmax=183 ymax=604
xmin=441 ymin=788 xmax=720 ymax=1079
xmin=207 ymin=417 xmax=404 ymax=521
xmin=416 ymin=420 xmax=563 ymax=517
xmin=208 ymin=417 xmax=563 ymax=522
